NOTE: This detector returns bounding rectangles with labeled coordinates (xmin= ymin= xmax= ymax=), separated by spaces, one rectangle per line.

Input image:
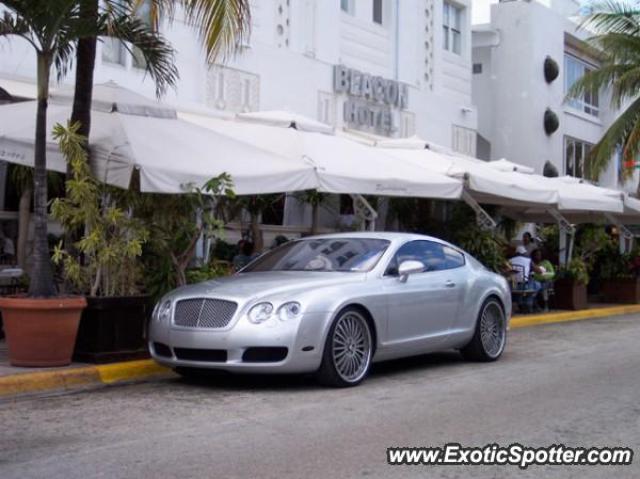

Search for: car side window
xmin=442 ymin=245 xmax=465 ymax=269
xmin=385 ymin=240 xmax=450 ymax=276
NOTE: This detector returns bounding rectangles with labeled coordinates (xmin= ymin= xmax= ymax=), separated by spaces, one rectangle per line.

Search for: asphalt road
xmin=1 ymin=315 xmax=639 ymax=479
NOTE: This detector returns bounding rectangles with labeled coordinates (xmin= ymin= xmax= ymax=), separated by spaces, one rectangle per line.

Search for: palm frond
xmin=566 ymin=63 xmax=633 ymax=107
xmin=0 ymin=9 xmax=35 ymax=48
xmin=148 ymin=0 xmax=251 ymax=63
xmin=579 ymin=1 xmax=640 ymax=35
xmin=97 ymin=11 xmax=179 ymax=97
xmin=588 ymin=95 xmax=640 ymax=180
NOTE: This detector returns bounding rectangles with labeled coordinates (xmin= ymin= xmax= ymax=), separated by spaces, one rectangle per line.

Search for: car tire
xmin=460 ymin=297 xmax=507 ymax=362
xmin=316 ymin=308 xmax=373 ymax=387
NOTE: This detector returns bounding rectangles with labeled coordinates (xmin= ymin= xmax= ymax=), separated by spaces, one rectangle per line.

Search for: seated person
xmin=531 ymin=249 xmax=555 ymax=282
xmin=531 ymin=249 xmax=555 ymax=311
xmin=509 ymin=246 xmax=543 ymax=313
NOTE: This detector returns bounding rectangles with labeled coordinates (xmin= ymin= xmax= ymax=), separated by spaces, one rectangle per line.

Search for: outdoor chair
xmin=509 ymin=264 xmax=539 ymax=314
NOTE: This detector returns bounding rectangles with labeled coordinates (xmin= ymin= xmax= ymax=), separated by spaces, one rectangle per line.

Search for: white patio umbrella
xmin=374 ymin=137 xmax=559 ymax=207
xmin=237 ymin=110 xmax=334 ymax=134
xmin=486 ymin=158 xmax=535 ymax=175
xmin=0 ymin=82 xmax=318 ymax=195
xmin=179 ymin=112 xmax=463 ymax=200
xmin=495 ymin=176 xmax=626 ymax=224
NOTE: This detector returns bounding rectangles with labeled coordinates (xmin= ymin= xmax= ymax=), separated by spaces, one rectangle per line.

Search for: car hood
xmin=169 ymin=271 xmax=367 ymax=301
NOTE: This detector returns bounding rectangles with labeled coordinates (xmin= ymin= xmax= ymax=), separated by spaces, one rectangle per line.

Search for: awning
xmin=0 ymin=82 xmax=318 ymax=195
xmin=374 ymin=140 xmax=559 ymax=207
xmin=180 ymin=112 xmax=464 ymax=200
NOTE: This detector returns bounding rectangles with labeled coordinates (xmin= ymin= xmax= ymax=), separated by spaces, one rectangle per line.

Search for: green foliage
xmin=444 ymin=203 xmax=507 ymax=272
xmin=50 ymin=122 xmax=149 ymax=297
xmin=210 ymin=238 xmax=237 ymax=262
xmin=566 ymin=1 xmax=640 ymax=182
xmin=185 ymin=260 xmax=232 ymax=284
xmin=574 ymin=224 xmax=610 ymax=267
xmin=596 ymin=240 xmax=640 ymax=280
xmin=558 ymin=258 xmax=590 ymax=285
xmin=138 ymin=173 xmax=235 ymax=297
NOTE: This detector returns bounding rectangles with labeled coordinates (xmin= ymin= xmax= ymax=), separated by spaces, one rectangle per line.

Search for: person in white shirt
xmin=510 ymin=245 xmax=543 ymax=313
xmin=510 ymin=246 xmax=532 ymax=283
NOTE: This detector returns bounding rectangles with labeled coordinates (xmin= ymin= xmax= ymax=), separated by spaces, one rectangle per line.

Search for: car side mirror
xmin=398 ymin=260 xmax=425 ymax=282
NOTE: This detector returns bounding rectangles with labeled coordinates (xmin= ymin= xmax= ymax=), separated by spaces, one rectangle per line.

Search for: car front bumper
xmin=148 ymin=311 xmax=330 ymax=374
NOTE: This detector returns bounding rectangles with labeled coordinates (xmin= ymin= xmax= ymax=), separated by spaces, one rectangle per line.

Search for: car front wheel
xmin=317 ymin=308 xmax=373 ymax=387
xmin=461 ymin=298 xmax=507 ymax=361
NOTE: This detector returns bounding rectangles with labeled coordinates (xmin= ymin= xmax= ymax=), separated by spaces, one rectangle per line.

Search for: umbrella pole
xmin=461 ymin=190 xmax=497 ymax=230
xmin=548 ymin=208 xmax=575 ymax=266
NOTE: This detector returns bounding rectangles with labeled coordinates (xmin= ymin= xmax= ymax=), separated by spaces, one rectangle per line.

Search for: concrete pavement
xmin=0 ymin=314 xmax=638 ymax=478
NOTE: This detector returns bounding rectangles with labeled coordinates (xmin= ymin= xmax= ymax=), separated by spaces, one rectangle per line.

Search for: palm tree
xmin=0 ymin=0 xmax=178 ymax=297
xmin=568 ymin=1 xmax=640 ymax=189
xmin=71 ymin=0 xmax=251 ymax=145
xmin=9 ymin=165 xmax=64 ymax=270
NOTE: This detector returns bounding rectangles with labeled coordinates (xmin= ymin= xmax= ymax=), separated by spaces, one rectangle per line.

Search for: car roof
xmin=299 ymin=231 xmax=449 ymax=244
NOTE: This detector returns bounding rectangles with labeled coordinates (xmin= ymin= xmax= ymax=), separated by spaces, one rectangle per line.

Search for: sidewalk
xmin=1 ymin=303 xmax=640 ymax=400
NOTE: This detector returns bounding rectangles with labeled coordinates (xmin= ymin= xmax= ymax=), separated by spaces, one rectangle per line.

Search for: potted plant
xmin=51 ymin=124 xmax=151 ymax=363
xmin=554 ymin=258 xmax=589 ymax=310
xmin=0 ymin=2 xmax=177 ymax=367
xmin=599 ymin=247 xmax=640 ymax=304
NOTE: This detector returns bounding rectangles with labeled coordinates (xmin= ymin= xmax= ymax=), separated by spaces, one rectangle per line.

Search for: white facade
xmin=1 ymin=1 xmax=476 ymax=148
xmin=0 ymin=1 xmax=478 ymax=232
xmin=472 ymin=0 xmax=638 ymax=193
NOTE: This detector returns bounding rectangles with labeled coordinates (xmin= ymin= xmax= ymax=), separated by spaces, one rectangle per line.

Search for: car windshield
xmin=242 ymin=238 xmax=390 ymax=273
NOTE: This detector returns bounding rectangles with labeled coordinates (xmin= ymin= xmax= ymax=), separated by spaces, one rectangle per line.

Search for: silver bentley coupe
xmin=149 ymin=233 xmax=511 ymax=387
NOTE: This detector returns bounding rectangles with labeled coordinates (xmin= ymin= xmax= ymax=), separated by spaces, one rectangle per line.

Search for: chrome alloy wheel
xmin=331 ymin=311 xmax=372 ymax=383
xmin=479 ymin=301 xmax=506 ymax=358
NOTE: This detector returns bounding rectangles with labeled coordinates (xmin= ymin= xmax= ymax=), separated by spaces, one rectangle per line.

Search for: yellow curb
xmin=511 ymin=304 xmax=640 ymax=329
xmin=0 ymin=360 xmax=171 ymax=399
xmin=0 ymin=366 xmax=100 ymax=398
xmin=96 ymin=359 xmax=169 ymax=384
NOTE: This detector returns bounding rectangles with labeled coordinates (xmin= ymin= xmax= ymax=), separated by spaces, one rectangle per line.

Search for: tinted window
xmin=442 ymin=245 xmax=465 ymax=269
xmin=242 ymin=238 xmax=390 ymax=273
xmin=386 ymin=240 xmax=465 ymax=275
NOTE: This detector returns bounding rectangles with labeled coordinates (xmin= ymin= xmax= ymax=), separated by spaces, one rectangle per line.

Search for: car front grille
xmin=173 ymin=298 xmax=238 ymax=329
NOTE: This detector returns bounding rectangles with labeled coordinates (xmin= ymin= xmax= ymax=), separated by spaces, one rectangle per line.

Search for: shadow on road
xmin=169 ymin=350 xmax=466 ymax=391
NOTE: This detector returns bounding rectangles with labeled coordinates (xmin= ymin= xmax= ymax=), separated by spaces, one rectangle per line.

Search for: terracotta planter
xmin=553 ymin=278 xmax=588 ymax=310
xmin=601 ymin=278 xmax=640 ymax=304
xmin=0 ymin=296 xmax=87 ymax=367
xmin=73 ymin=295 xmax=150 ymax=363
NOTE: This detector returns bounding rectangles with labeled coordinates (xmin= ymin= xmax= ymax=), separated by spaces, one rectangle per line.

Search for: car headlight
xmin=277 ymin=302 xmax=302 ymax=321
xmin=157 ymin=300 xmax=172 ymax=322
xmin=248 ymin=302 xmax=273 ymax=324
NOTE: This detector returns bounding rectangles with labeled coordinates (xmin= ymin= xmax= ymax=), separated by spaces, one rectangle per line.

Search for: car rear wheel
xmin=317 ymin=308 xmax=373 ymax=387
xmin=461 ymin=298 xmax=506 ymax=361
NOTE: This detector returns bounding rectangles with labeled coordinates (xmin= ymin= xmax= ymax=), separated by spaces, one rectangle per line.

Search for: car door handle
xmin=445 ymin=280 xmax=456 ymax=288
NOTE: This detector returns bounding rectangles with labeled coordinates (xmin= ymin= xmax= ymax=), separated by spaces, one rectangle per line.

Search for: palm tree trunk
xmin=250 ymin=211 xmax=263 ymax=252
xmin=65 ymin=1 xmax=98 ymax=269
xmin=28 ymin=53 xmax=56 ymax=297
xmin=70 ymin=0 xmax=98 ymax=141
xmin=311 ymin=202 xmax=320 ymax=235
xmin=17 ymin=187 xmax=31 ymax=269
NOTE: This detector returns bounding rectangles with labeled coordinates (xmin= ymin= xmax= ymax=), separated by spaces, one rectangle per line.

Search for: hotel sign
xmin=333 ymin=65 xmax=408 ymax=135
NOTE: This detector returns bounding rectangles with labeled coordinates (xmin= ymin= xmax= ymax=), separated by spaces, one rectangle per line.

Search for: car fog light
xmin=248 ymin=302 xmax=273 ymax=324
xmin=277 ymin=302 xmax=302 ymax=321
